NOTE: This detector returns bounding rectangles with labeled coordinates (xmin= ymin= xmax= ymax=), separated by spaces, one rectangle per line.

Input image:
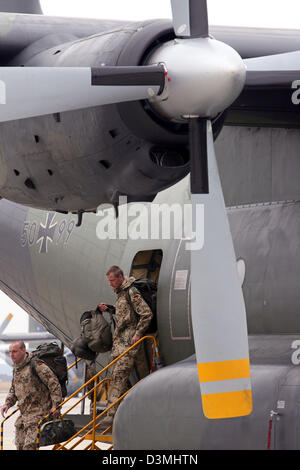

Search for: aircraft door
xmin=129 ymin=249 xmax=162 ymax=378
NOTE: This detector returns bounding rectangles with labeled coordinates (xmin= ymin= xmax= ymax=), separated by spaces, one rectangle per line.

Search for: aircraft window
xmin=237 ymin=258 xmax=246 ymax=286
xmin=13 ymin=169 xmax=20 ymax=176
xmin=47 ymin=169 xmax=53 ymax=176
xmin=34 ymin=135 xmax=40 ymax=143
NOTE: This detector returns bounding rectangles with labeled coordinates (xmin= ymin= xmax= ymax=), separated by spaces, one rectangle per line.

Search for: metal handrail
xmin=39 ymin=334 xmax=159 ymax=450
xmin=56 ymin=382 xmax=138 ymax=451
xmin=0 ymin=408 xmax=19 ymax=450
xmin=36 ymin=376 xmax=111 ymax=450
xmin=0 ymin=356 xmax=84 ymax=450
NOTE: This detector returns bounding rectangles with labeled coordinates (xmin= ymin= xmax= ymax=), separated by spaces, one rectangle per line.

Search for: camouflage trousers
xmin=15 ymin=415 xmax=40 ymax=450
xmin=107 ymin=342 xmax=152 ymax=418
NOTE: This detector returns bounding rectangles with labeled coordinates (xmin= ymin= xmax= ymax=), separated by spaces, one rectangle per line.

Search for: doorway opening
xmin=130 ymin=249 xmax=163 ymax=282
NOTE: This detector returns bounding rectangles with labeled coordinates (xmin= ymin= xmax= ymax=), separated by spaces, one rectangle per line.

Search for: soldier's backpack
xmin=80 ymin=307 xmax=112 ymax=353
xmin=39 ymin=418 xmax=76 ymax=447
xmin=30 ymin=342 xmax=68 ymax=398
xmin=70 ymin=336 xmax=97 ymax=361
xmin=126 ymin=278 xmax=158 ymax=333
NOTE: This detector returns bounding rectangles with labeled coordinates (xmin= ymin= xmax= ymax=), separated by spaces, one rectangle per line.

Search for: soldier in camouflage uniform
xmin=98 ymin=266 xmax=153 ymax=427
xmin=1 ymin=341 xmax=62 ymax=450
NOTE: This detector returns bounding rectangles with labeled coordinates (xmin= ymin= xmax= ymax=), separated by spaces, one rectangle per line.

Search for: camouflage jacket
xmin=5 ymin=352 xmax=62 ymax=425
xmin=111 ymin=276 xmax=153 ymax=358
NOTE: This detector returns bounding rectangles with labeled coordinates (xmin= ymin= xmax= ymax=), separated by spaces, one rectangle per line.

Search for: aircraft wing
xmin=0 ymin=312 xmax=55 ymax=342
xmin=0 ymin=332 xmax=56 ymax=342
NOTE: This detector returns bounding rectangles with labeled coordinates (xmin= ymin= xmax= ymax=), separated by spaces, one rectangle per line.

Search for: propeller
xmin=153 ymin=0 xmax=252 ymax=419
xmin=0 ymin=65 xmax=165 ymax=122
xmin=0 ymin=313 xmax=13 ymax=335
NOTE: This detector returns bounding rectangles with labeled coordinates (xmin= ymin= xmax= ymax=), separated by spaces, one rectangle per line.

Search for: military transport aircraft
xmin=0 ymin=310 xmax=55 ymax=342
xmin=0 ymin=0 xmax=300 ymax=449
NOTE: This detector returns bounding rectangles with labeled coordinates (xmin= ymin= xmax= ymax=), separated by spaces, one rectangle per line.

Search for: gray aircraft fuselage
xmin=1 ymin=13 xmax=300 ymax=449
xmin=2 ymin=130 xmax=300 ymax=449
xmin=2 ymin=124 xmax=300 ymax=363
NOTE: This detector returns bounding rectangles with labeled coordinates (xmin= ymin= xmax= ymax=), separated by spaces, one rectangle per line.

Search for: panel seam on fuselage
xmin=227 ymin=199 xmax=300 ymax=211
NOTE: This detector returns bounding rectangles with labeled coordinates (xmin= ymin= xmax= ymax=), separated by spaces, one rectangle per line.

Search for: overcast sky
xmin=1 ymin=0 xmax=300 ymax=346
xmin=40 ymin=0 xmax=300 ymax=29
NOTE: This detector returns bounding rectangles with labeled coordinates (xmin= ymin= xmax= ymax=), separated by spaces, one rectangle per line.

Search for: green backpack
xmin=30 ymin=342 xmax=68 ymax=398
xmin=126 ymin=279 xmax=158 ymax=333
xmin=80 ymin=307 xmax=112 ymax=353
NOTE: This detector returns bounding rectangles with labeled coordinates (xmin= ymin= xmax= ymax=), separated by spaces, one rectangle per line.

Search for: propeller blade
xmin=188 ymin=119 xmax=252 ymax=419
xmin=0 ymin=0 xmax=42 ymax=14
xmin=245 ymin=70 xmax=300 ymax=88
xmin=171 ymin=0 xmax=209 ymax=38
xmin=91 ymin=65 xmax=165 ymax=87
xmin=0 ymin=65 xmax=165 ymax=122
xmin=0 ymin=313 xmax=13 ymax=335
xmin=244 ymin=50 xmax=300 ymax=87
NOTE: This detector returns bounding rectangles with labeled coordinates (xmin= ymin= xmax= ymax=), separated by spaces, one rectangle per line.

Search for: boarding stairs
xmin=0 ymin=335 xmax=160 ymax=450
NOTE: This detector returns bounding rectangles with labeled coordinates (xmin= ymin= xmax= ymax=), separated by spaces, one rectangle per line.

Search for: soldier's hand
xmin=131 ymin=334 xmax=140 ymax=345
xmin=1 ymin=404 xmax=9 ymax=418
xmin=98 ymin=303 xmax=108 ymax=312
xmin=50 ymin=407 xmax=61 ymax=418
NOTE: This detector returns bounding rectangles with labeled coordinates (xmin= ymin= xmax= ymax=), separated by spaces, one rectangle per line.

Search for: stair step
xmin=67 ymin=414 xmax=112 ymax=436
xmin=67 ymin=414 xmax=92 ymax=430
xmin=84 ymin=433 xmax=113 ymax=442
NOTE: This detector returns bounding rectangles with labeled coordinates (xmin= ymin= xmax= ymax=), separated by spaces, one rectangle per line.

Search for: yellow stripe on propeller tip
xmin=198 ymin=358 xmax=250 ymax=382
xmin=198 ymin=359 xmax=252 ymax=419
xmin=202 ymin=389 xmax=252 ymax=419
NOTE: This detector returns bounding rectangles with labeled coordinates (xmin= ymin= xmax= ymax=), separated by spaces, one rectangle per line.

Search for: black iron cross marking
xmin=36 ymin=213 xmax=57 ymax=254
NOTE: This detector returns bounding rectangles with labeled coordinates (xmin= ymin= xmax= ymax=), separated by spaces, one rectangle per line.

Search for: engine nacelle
xmin=0 ymin=20 xmax=226 ymax=213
